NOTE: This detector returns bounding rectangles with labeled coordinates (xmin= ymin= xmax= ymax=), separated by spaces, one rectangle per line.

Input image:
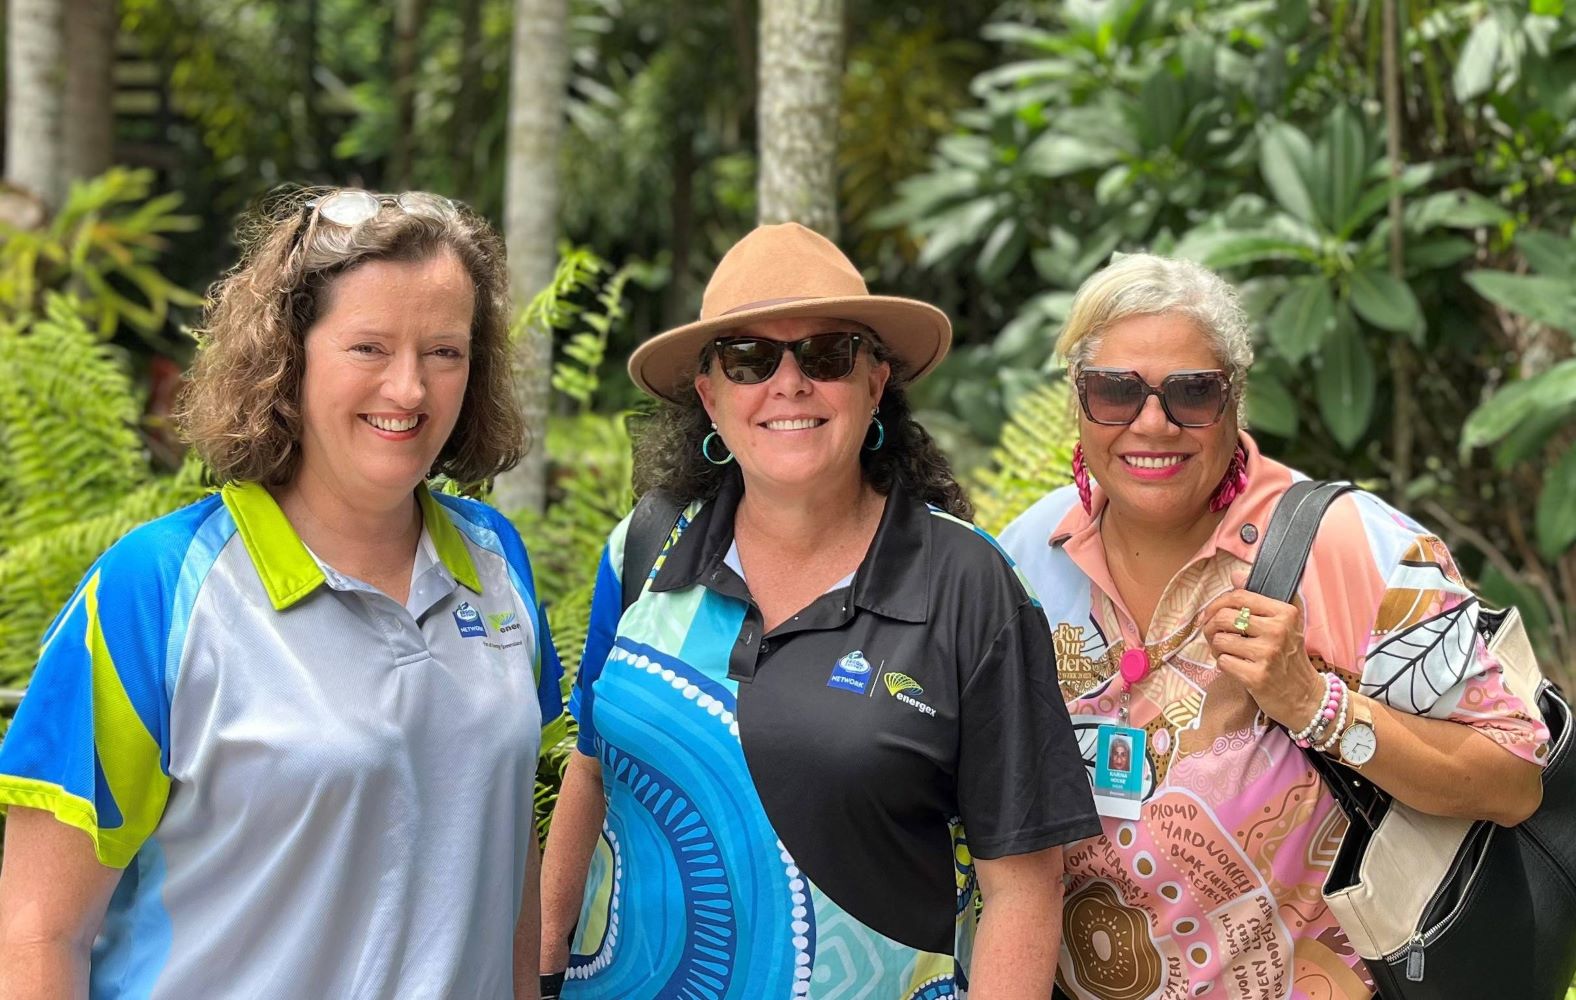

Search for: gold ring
xmin=1233 ymin=606 xmax=1253 ymax=634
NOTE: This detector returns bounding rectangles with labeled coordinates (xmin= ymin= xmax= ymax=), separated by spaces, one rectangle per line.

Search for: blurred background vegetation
xmin=1 ymin=1 xmax=1574 ymax=872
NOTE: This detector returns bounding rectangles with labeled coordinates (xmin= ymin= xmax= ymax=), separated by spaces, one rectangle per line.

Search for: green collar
xmin=222 ymin=482 xmax=483 ymax=610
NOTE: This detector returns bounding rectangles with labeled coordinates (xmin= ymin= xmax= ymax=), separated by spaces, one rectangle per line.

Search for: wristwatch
xmin=1338 ymin=697 xmax=1378 ymax=768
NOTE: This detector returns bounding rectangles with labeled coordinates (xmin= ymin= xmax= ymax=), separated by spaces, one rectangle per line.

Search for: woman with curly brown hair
xmin=538 ymin=223 xmax=1099 ymax=1000
xmin=0 ymin=189 xmax=562 ymax=999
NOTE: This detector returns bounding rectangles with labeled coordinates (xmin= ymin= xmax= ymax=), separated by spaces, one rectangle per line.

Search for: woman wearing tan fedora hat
xmin=538 ymin=223 xmax=1099 ymax=999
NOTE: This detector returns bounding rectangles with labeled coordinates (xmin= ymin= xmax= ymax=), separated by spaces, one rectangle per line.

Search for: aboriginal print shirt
xmin=566 ymin=470 xmax=1099 ymax=1000
xmin=998 ymin=434 xmax=1549 ymax=1000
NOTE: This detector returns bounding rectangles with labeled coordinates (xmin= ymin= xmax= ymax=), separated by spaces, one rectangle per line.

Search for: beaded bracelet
xmin=1292 ymin=672 xmax=1345 ymax=748
xmin=1314 ymin=683 xmax=1350 ymax=753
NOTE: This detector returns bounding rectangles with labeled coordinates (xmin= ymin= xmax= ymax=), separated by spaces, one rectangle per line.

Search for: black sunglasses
xmin=706 ymin=332 xmax=865 ymax=384
xmin=1075 ymin=367 xmax=1233 ymax=428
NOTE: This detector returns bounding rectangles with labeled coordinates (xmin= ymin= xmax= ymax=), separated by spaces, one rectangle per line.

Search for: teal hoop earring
xmin=701 ymin=425 xmax=734 ymax=465
xmin=864 ymin=412 xmax=885 ymax=451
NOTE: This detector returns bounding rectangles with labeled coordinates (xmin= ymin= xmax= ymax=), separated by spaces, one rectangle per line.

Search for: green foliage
xmin=0 ymin=170 xmax=202 ymax=343
xmin=1462 ymin=229 xmax=1576 ymax=561
xmin=523 ymin=412 xmax=634 ymax=841
xmin=969 ymin=380 xmax=1078 ymax=535
xmin=0 ymin=296 xmax=208 ymax=701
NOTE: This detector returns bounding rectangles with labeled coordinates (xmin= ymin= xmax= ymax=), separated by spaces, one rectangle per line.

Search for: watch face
xmin=1340 ymin=722 xmax=1378 ymax=766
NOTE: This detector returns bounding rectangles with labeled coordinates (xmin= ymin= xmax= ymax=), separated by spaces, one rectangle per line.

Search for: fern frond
xmin=0 ymin=295 xmax=150 ymax=549
xmin=969 ymin=380 xmax=1079 ymax=535
xmin=0 ymin=458 xmax=208 ymax=690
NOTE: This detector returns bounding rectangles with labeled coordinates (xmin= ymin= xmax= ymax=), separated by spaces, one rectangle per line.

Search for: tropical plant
xmin=1173 ymin=106 xmax=1507 ymax=449
xmin=0 ymin=169 xmax=203 ymax=343
xmin=1457 ymin=229 xmax=1576 ymax=666
xmin=969 ymin=380 xmax=1078 ymax=535
xmin=0 ymin=295 xmax=208 ymax=711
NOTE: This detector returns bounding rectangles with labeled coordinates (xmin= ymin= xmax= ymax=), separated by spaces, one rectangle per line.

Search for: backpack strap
xmin=1247 ymin=479 xmax=1390 ymax=829
xmin=621 ymin=489 xmax=685 ymax=612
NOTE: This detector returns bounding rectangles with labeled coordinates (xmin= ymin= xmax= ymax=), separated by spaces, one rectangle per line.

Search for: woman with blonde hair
xmin=999 ymin=252 xmax=1549 ymax=999
xmin=0 ymin=189 xmax=562 ymax=998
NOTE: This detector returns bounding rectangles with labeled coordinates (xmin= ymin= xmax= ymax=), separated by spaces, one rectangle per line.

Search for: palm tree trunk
xmin=494 ymin=0 xmax=568 ymax=516
xmin=6 ymin=0 xmax=68 ymax=207
xmin=756 ymin=0 xmax=843 ymax=239
xmin=389 ymin=0 xmax=428 ymax=190
xmin=63 ymin=0 xmax=117 ymax=183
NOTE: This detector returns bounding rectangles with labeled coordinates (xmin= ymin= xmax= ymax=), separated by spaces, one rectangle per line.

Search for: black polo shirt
xmin=567 ymin=468 xmax=1098 ymax=997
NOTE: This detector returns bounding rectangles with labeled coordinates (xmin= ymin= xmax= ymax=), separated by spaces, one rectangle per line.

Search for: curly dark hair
xmin=630 ymin=341 xmax=973 ymax=519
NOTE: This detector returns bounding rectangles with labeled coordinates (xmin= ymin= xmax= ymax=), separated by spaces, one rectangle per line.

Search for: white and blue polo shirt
xmin=0 ymin=482 xmax=562 ymax=999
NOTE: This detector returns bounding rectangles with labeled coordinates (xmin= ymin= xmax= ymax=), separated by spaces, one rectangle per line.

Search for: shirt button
xmin=1240 ymin=523 xmax=1259 ymax=543
xmin=760 ymin=640 xmax=772 ymax=654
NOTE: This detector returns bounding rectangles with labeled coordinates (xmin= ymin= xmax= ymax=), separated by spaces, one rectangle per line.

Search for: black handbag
xmin=1248 ymin=480 xmax=1576 ymax=1000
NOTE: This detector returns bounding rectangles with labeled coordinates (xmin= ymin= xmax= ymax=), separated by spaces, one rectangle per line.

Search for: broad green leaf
xmin=1515 ymin=230 xmax=1576 ymax=279
xmin=1268 ymin=276 xmax=1335 ymax=362
xmin=1172 ymin=228 xmax=1319 ymax=269
xmin=1406 ymin=189 xmax=1510 ymax=231
xmin=1316 ymin=311 xmax=1376 ymax=450
xmin=977 ymin=217 xmax=1028 ymax=284
xmin=1465 ymin=271 xmax=1576 ymax=332
xmin=1260 ymin=122 xmax=1321 ymax=226
xmin=1324 ymin=106 xmax=1368 ymax=232
xmin=1341 ymin=162 xmax=1438 ymax=237
xmin=917 ymin=198 xmax=1001 ymax=269
xmin=1348 ymin=269 xmax=1424 ymax=338
xmin=1022 ymin=132 xmax=1123 ymax=178
xmin=1246 ymin=371 xmax=1298 ymax=437
xmin=1404 ymin=236 xmax=1476 ymax=272
xmin=1536 ymin=442 xmax=1576 ymax=559
xmin=1453 ymin=16 xmax=1502 ymax=101
xmin=1493 ymin=406 xmax=1572 ymax=469
xmin=1462 ymin=359 xmax=1576 ymax=449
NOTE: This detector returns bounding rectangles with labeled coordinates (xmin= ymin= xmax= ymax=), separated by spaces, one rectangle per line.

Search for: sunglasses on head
xmin=1075 ymin=367 xmax=1233 ymax=428
xmin=707 ymin=331 xmax=865 ymax=384
xmin=303 ymin=189 xmax=458 ymax=229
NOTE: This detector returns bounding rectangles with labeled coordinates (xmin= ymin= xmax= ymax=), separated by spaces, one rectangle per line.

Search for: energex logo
xmin=884 ymin=672 xmax=937 ymax=717
xmin=453 ymin=602 xmax=487 ymax=638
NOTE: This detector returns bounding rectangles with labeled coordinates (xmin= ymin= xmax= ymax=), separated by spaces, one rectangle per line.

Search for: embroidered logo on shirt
xmin=827 ymin=650 xmax=873 ymax=694
xmin=884 ymin=672 xmax=936 ymax=717
xmin=486 ymin=610 xmax=521 ymax=634
xmin=453 ymin=602 xmax=487 ymax=638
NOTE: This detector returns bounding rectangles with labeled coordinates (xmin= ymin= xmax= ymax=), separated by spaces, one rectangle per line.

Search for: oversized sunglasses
xmin=1075 ymin=367 xmax=1233 ymax=428
xmin=707 ymin=332 xmax=864 ymax=384
xmin=304 ymin=189 xmax=457 ymax=228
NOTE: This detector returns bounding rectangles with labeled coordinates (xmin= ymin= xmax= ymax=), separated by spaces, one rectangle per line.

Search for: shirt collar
xmin=222 ymin=481 xmax=484 ymax=610
xmin=651 ymin=466 xmax=931 ymax=624
xmin=1046 ymin=432 xmax=1294 ymax=577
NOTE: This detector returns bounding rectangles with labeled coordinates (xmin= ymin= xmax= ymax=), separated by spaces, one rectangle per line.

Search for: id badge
xmin=1092 ymin=724 xmax=1146 ymax=820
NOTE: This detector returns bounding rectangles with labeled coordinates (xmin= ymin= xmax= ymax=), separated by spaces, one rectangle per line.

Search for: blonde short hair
xmin=1056 ymin=253 xmax=1254 ymax=393
xmin=176 ymin=188 xmax=525 ymax=486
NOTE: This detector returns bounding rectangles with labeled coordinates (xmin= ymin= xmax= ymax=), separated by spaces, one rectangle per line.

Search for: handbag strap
xmin=1248 ymin=479 xmax=1390 ymax=830
xmin=621 ymin=488 xmax=685 ymax=612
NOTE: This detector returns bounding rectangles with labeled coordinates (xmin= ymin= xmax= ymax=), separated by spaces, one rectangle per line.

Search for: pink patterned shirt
xmin=998 ymin=434 xmax=1548 ymax=1000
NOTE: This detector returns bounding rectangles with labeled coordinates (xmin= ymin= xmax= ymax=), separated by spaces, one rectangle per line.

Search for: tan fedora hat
xmin=628 ymin=222 xmax=953 ymax=402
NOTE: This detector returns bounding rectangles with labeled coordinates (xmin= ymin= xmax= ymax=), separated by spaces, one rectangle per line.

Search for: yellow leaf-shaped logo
xmin=884 ymin=672 xmax=923 ymax=696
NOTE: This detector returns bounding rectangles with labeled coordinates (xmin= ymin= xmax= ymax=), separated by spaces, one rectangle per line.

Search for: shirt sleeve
xmin=956 ymin=601 xmax=1102 ymax=859
xmin=0 ymin=545 xmax=173 ymax=869
xmin=1310 ymin=494 xmax=1550 ymax=766
xmin=572 ymin=539 xmax=624 ymax=757
xmin=1357 ymin=529 xmax=1549 ymax=765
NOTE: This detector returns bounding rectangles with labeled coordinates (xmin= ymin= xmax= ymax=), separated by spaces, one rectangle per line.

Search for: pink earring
xmin=1208 ymin=444 xmax=1249 ymax=513
xmin=1073 ymin=442 xmax=1093 ymax=515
